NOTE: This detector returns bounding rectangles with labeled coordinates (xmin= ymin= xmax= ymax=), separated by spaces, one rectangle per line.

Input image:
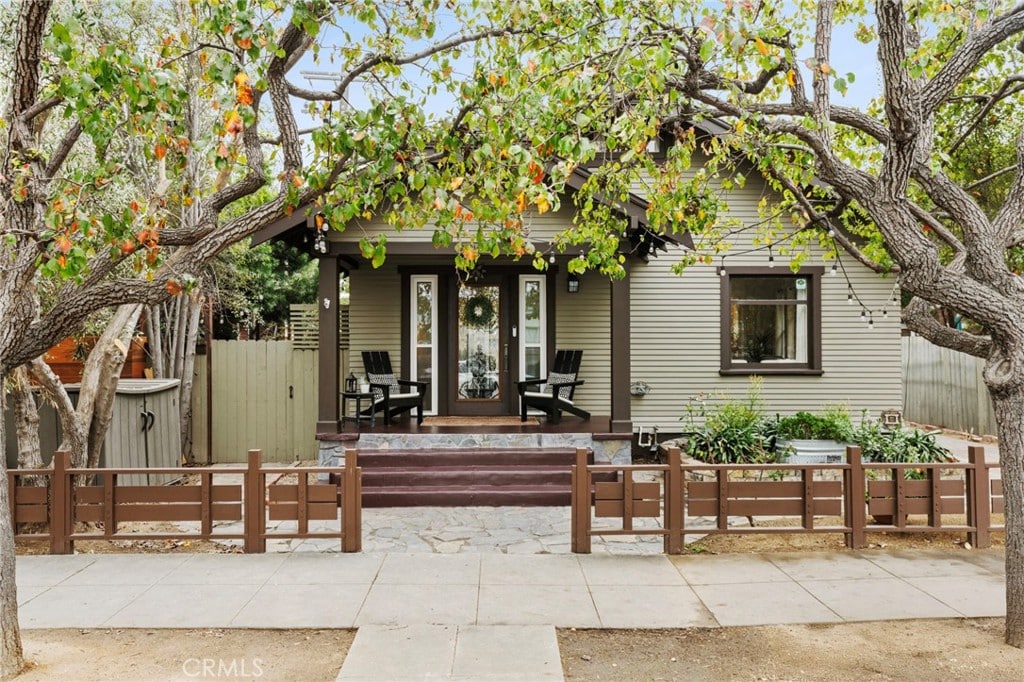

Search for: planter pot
xmin=778 ymin=439 xmax=851 ymax=464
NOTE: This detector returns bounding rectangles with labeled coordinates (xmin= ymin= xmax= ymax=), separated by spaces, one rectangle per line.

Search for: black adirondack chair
xmin=361 ymin=351 xmax=427 ymax=425
xmin=516 ymin=349 xmax=590 ymax=424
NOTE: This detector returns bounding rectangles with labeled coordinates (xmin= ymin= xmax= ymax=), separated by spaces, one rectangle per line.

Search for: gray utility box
xmin=5 ymin=379 xmax=182 ymax=486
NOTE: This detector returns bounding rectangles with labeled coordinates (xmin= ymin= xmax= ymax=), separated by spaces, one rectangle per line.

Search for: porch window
xmin=519 ymin=276 xmax=547 ymax=382
xmin=720 ymin=267 xmax=822 ymax=375
xmin=410 ymin=275 xmax=438 ymax=413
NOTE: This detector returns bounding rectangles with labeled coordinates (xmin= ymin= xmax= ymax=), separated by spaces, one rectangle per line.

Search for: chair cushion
xmin=524 ymin=390 xmax=574 ymax=405
xmin=367 ymin=372 xmax=399 ymax=402
xmin=546 ymin=372 xmax=575 ymax=400
xmin=373 ymin=391 xmax=420 ymax=405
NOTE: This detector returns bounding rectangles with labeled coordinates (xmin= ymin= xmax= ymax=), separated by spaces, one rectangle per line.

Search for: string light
xmin=868 ymin=314 xmax=874 ymax=330
xmin=860 ymin=308 xmax=867 ymax=322
xmin=549 ymin=254 xmax=556 ymax=264
xmin=767 ymin=244 xmax=775 ymax=268
xmin=847 ymin=286 xmax=853 ymax=304
xmin=830 ymin=261 xmax=838 ymax=276
xmin=882 ymin=308 xmax=888 ymax=318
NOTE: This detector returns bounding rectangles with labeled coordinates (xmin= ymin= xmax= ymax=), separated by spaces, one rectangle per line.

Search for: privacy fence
xmin=902 ymin=334 xmax=997 ymax=435
xmin=8 ymin=450 xmax=362 ymax=553
xmin=570 ymin=446 xmax=1004 ymax=553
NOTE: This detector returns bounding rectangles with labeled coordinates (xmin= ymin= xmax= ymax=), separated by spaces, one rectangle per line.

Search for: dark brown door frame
xmin=399 ymin=265 xmax=557 ymax=417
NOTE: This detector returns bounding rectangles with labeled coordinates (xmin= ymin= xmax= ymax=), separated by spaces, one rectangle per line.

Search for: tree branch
xmin=922 ymin=4 xmax=1024 ymax=113
xmin=902 ymin=296 xmax=992 ymax=359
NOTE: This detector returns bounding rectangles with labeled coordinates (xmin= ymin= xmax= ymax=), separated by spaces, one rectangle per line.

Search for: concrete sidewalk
xmin=16 ymin=548 xmax=1006 ymax=680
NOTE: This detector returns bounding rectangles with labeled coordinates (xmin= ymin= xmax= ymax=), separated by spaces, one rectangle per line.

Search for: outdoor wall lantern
xmin=345 ymin=371 xmax=358 ymax=393
xmin=567 ymin=273 xmax=580 ymax=294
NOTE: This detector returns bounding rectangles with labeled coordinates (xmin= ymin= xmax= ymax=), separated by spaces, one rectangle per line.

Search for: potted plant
xmin=775 ymin=405 xmax=856 ymax=463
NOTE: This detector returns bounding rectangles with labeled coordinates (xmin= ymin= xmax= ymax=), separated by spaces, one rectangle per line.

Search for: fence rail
xmin=571 ymin=446 xmax=1004 ymax=553
xmin=8 ymin=450 xmax=362 ymax=554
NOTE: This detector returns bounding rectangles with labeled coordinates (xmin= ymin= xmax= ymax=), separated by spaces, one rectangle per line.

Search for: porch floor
xmin=324 ymin=415 xmax=619 ymax=440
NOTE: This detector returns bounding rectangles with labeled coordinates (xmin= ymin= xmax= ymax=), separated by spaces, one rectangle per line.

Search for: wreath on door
xmin=462 ymin=293 xmax=495 ymax=328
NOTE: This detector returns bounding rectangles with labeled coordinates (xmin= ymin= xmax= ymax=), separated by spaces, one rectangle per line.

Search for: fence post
xmin=967 ymin=445 xmax=991 ymax=549
xmin=342 ymin=448 xmax=362 ymax=552
xmin=664 ymin=447 xmax=683 ymax=554
xmin=845 ymin=446 xmax=866 ymax=549
xmin=244 ymin=449 xmax=266 ymax=553
xmin=49 ymin=451 xmax=72 ymax=554
xmin=571 ymin=448 xmax=591 ymax=554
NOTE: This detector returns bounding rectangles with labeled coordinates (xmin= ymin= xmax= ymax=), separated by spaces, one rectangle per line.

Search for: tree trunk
xmin=28 ymin=358 xmax=87 ymax=470
xmin=9 ymin=367 xmax=45 ymax=486
xmin=990 ymin=383 xmax=1024 ymax=647
xmin=145 ymin=305 xmax=164 ymax=378
xmin=0 ymin=388 xmax=26 ymax=679
xmin=80 ymin=305 xmax=144 ymax=469
xmin=178 ymin=295 xmax=203 ymax=465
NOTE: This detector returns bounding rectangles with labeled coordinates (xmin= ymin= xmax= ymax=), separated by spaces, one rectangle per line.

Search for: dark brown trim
xmin=719 ymin=266 xmax=824 ymax=376
xmin=546 ymin=267 xmax=557 ymax=370
xmin=610 ymin=273 xmax=632 ymax=433
xmin=316 ymin=256 xmax=341 ymax=432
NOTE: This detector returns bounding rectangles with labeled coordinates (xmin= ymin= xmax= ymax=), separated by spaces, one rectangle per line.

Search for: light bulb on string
xmin=860 ymin=308 xmax=867 ymax=322
xmin=868 ymin=314 xmax=874 ymax=330
xmin=767 ymin=244 xmax=775 ymax=268
xmin=830 ymin=261 xmax=838 ymax=276
xmin=549 ymin=254 xmax=556 ymax=264
xmin=847 ymin=286 xmax=853 ymax=304
xmin=882 ymin=308 xmax=888 ymax=318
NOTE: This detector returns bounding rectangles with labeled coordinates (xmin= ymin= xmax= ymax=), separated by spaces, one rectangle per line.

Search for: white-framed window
xmin=518 ymin=275 xmax=546 ymax=382
xmin=409 ymin=275 xmax=438 ymax=414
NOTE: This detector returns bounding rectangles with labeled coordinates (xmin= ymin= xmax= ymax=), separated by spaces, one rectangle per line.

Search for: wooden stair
xmin=356 ymin=447 xmax=603 ymax=507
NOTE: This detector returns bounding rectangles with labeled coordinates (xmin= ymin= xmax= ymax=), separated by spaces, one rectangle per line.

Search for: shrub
xmin=682 ymin=377 xmax=777 ymax=464
xmin=775 ymin=404 xmax=855 ymax=443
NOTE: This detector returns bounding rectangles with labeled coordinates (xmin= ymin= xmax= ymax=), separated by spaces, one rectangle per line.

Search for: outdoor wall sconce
xmin=630 ymin=381 xmax=650 ymax=397
xmin=567 ymin=273 xmax=580 ymax=294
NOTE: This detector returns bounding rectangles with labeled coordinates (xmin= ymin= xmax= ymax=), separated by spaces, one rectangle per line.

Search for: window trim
xmin=719 ymin=266 xmax=823 ymax=376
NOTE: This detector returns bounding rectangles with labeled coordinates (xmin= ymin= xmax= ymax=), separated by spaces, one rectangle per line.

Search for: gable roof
xmin=250 ymin=165 xmax=694 ymax=259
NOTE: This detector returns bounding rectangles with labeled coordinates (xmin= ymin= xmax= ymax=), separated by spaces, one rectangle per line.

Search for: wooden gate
xmin=191 ymin=341 xmax=344 ymax=463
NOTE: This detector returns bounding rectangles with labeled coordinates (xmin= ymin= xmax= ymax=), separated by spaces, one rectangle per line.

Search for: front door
xmin=452 ymin=278 xmax=511 ymax=415
xmin=407 ymin=270 xmax=550 ymax=417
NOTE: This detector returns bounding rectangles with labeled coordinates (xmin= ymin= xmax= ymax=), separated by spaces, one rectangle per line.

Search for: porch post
xmin=610 ymin=274 xmax=632 ymax=433
xmin=317 ymin=255 xmax=341 ymax=433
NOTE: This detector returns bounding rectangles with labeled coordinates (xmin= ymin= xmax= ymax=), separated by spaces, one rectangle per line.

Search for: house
xmin=252 ymin=138 xmax=903 ymax=488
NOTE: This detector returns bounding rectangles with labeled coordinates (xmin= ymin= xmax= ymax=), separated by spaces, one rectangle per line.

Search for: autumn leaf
xmin=449 ymin=176 xmax=464 ymax=190
xmin=515 ymin=191 xmax=526 ymax=213
xmin=754 ymin=36 xmax=769 ymax=55
xmin=535 ymin=195 xmax=551 ymax=214
xmin=786 ymin=70 xmax=796 ymax=87
xmin=223 ymin=109 xmax=244 ymax=136
xmin=166 ymin=279 xmax=183 ymax=296
xmin=820 ymin=62 xmax=832 ymax=75
xmin=234 ymin=72 xmax=253 ymax=106
xmin=55 ymin=235 xmax=72 ymax=254
xmin=236 ymin=36 xmax=253 ymax=50
xmin=154 ymin=143 xmax=167 ymax=160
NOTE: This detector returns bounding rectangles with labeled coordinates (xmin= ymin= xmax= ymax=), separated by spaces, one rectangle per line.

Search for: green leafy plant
xmin=681 ymin=377 xmax=778 ymax=464
xmin=775 ymin=405 xmax=855 ymax=443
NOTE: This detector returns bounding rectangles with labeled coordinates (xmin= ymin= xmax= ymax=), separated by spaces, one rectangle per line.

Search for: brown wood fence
xmin=8 ymin=449 xmax=362 ymax=554
xmin=571 ymin=446 xmax=1004 ymax=553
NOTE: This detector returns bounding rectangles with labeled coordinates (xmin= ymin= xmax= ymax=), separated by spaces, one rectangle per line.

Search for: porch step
xmin=355 ymin=447 xmax=601 ymax=508
xmin=362 ymin=485 xmax=574 ymax=507
xmin=356 ymin=448 xmax=579 ymax=468
xmin=362 ymin=466 xmax=574 ymax=488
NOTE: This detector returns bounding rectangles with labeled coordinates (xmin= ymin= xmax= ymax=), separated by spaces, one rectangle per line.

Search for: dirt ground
xmin=17 ymin=629 xmax=352 ymax=681
xmin=558 ymin=618 xmax=1023 ymax=681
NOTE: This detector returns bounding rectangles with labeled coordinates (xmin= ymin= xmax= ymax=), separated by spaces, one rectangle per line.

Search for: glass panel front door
xmin=457 ymin=284 xmax=502 ymax=403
